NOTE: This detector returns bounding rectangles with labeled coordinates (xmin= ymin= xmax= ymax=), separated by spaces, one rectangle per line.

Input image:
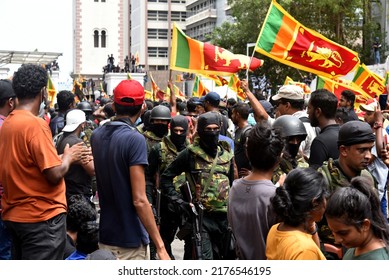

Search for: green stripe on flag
xmin=352 ymin=65 xmax=364 ymax=82
xmin=257 ymin=5 xmax=284 ymax=52
xmin=175 ymin=28 xmax=191 ymax=69
xmin=316 ymin=76 xmax=325 ymax=89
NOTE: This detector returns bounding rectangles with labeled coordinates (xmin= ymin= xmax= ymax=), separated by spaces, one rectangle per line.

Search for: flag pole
xmin=246 ymin=45 xmax=257 ymax=80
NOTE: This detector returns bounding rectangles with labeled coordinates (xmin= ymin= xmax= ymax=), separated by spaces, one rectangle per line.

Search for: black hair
xmin=12 ymin=64 xmax=47 ymax=100
xmin=103 ymin=102 xmax=115 ymax=118
xmin=187 ymin=98 xmax=198 ymax=113
xmin=335 ymin=107 xmax=349 ymax=124
xmin=309 ymin=89 xmax=338 ymax=119
xmin=279 ymin=98 xmax=305 ymax=110
xmin=341 ymin=90 xmax=356 ymax=105
xmin=66 ymin=195 xmax=97 ymax=232
xmin=145 ymin=99 xmax=154 ymax=110
xmin=56 ymin=90 xmax=75 ymax=111
xmin=76 ymin=220 xmax=99 ymax=254
xmin=246 ymin=121 xmax=284 ymax=171
xmin=325 ymin=176 xmax=389 ymax=246
xmin=114 ymin=103 xmax=142 ymax=117
xmin=232 ymin=102 xmax=250 ymax=120
xmin=271 ymin=168 xmax=328 ymax=227
xmin=227 ymin=98 xmax=237 ymax=107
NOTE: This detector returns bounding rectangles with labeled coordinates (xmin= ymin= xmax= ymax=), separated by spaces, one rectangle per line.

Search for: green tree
xmin=207 ymin=0 xmax=379 ymax=93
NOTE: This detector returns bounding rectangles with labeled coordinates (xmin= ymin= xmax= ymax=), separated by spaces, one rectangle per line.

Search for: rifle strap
xmin=202 ymin=152 xmax=219 ymax=197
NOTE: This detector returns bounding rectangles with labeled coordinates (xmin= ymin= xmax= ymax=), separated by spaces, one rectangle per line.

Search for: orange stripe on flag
xmin=271 ymin=16 xmax=297 ymax=59
xmin=188 ymin=38 xmax=203 ymax=70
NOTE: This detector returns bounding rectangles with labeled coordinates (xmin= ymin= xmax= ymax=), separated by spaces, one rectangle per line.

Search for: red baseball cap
xmin=114 ymin=80 xmax=145 ymax=106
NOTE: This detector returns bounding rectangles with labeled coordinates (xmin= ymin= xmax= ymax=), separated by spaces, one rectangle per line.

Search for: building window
xmin=148 ymin=28 xmax=168 ymax=39
xmin=147 ymin=10 xmax=168 ymax=21
xmin=101 ymin=30 xmax=106 ymax=48
xmin=94 ymin=30 xmax=99 ymax=47
xmin=148 ymin=47 xmax=168 ymax=58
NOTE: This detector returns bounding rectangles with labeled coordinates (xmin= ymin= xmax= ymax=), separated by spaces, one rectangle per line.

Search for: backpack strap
xmin=239 ymin=125 xmax=252 ymax=145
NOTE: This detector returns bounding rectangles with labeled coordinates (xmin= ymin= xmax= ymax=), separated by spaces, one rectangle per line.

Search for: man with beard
xmin=317 ymin=120 xmax=376 ymax=251
xmin=146 ymin=115 xmax=189 ymax=259
xmin=160 ymin=111 xmax=234 ymax=260
xmin=307 ymin=89 xmax=340 ymax=169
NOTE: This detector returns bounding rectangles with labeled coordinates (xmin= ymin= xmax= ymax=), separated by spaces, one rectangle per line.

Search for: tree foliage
xmin=206 ymin=0 xmax=381 ymax=92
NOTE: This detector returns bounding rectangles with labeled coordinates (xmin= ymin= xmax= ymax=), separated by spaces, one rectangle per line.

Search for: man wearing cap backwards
xmin=359 ymin=99 xmax=389 ymax=217
xmin=56 ymin=109 xmax=95 ymax=205
xmin=161 ymin=111 xmax=234 ymax=260
xmin=90 ymin=79 xmax=169 ymax=260
xmin=0 ymin=79 xmax=16 ymax=260
xmin=317 ymin=120 xmax=377 ymax=249
xmin=0 ymin=64 xmax=86 ymax=259
xmin=146 ymin=115 xmax=190 ymax=259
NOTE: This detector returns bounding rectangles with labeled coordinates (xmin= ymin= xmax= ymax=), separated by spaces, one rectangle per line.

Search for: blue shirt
xmin=91 ymin=121 xmax=149 ymax=248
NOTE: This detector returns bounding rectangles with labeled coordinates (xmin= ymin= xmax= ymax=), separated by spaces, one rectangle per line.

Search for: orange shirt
xmin=0 ymin=110 xmax=66 ymax=223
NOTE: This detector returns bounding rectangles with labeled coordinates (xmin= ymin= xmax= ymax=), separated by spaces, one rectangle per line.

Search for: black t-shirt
xmin=234 ymin=125 xmax=252 ymax=172
xmin=308 ymin=124 xmax=340 ymax=170
xmin=57 ymin=134 xmax=92 ymax=200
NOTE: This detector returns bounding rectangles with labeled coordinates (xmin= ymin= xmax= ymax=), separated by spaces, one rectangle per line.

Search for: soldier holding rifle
xmin=160 ymin=112 xmax=234 ymax=260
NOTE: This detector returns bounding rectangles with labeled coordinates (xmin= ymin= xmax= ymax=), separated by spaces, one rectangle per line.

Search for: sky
xmin=0 ymin=0 xmax=73 ymax=77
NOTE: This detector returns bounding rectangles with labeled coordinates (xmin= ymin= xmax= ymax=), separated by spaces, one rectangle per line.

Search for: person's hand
xmin=63 ymin=142 xmax=89 ymax=164
xmin=276 ymin=173 xmax=286 ymax=187
xmin=156 ymin=248 xmax=171 ymax=260
xmin=240 ymin=79 xmax=249 ymax=93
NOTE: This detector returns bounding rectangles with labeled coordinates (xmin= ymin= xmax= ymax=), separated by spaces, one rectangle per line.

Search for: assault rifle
xmin=180 ymin=181 xmax=204 ymax=260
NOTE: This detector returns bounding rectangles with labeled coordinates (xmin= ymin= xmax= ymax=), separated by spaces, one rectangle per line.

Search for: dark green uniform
xmin=160 ymin=137 xmax=234 ymax=259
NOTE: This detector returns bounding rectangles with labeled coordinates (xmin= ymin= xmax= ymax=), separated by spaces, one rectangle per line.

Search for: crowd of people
xmin=0 ymin=63 xmax=389 ymax=260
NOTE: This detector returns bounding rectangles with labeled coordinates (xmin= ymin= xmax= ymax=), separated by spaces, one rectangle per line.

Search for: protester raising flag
xmin=46 ymin=74 xmax=57 ymax=108
xmin=192 ymin=75 xmax=209 ymax=97
xmin=352 ymin=64 xmax=386 ymax=98
xmin=255 ymin=0 xmax=360 ymax=78
xmin=170 ymin=23 xmax=263 ymax=76
xmin=228 ymin=74 xmax=246 ymax=101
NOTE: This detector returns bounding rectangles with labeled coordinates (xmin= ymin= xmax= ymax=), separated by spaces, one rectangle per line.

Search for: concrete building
xmin=73 ymin=0 xmax=130 ymax=79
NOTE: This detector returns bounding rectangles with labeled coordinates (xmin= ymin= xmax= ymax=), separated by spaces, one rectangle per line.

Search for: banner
xmin=192 ymin=75 xmax=209 ymax=97
xmin=170 ymin=23 xmax=263 ymax=76
xmin=255 ymin=0 xmax=360 ymax=78
xmin=47 ymin=75 xmax=57 ymax=108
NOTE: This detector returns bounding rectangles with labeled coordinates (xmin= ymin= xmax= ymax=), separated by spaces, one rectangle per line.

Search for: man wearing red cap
xmin=90 ymin=79 xmax=169 ymax=260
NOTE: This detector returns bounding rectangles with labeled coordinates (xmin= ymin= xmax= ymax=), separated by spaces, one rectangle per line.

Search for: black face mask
xmin=150 ymin=123 xmax=168 ymax=138
xmin=199 ymin=130 xmax=219 ymax=158
xmin=170 ymin=133 xmax=187 ymax=152
xmin=287 ymin=143 xmax=300 ymax=159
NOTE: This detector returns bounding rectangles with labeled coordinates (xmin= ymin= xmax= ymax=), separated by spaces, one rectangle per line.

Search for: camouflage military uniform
xmin=317 ymin=158 xmax=377 ymax=245
xmin=146 ymin=136 xmax=188 ymax=259
xmin=272 ymin=155 xmax=309 ymax=184
xmin=160 ymin=137 xmax=234 ymax=259
xmin=81 ymin=120 xmax=98 ymax=196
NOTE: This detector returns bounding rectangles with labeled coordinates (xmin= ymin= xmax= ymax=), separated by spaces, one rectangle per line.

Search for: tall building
xmin=73 ymin=0 xmax=130 ymax=78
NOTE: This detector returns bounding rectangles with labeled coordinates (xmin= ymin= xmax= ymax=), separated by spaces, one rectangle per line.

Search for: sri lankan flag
xmin=284 ymin=76 xmax=311 ymax=94
xmin=192 ymin=75 xmax=209 ymax=97
xmin=352 ymin=64 xmax=386 ymax=98
xmin=203 ymin=74 xmax=229 ymax=87
xmin=170 ymin=23 xmax=264 ymax=76
xmin=228 ymin=74 xmax=246 ymax=101
xmin=316 ymin=76 xmax=370 ymax=110
xmin=47 ymin=75 xmax=57 ymax=108
xmin=255 ymin=0 xmax=360 ymax=78
xmin=150 ymin=72 xmax=165 ymax=101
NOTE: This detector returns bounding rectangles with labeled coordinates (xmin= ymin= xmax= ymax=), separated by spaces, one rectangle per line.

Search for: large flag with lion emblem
xmin=255 ymin=0 xmax=360 ymax=78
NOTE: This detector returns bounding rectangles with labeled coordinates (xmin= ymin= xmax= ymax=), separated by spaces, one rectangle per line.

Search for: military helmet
xmin=272 ymin=115 xmax=307 ymax=139
xmin=77 ymin=101 xmax=93 ymax=112
xmin=150 ymin=105 xmax=171 ymax=121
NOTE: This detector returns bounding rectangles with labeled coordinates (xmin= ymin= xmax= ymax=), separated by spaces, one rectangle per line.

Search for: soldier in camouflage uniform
xmin=160 ymin=111 xmax=234 ymax=260
xmin=317 ymin=120 xmax=377 ymax=254
xmin=146 ymin=115 xmax=189 ymax=259
xmin=143 ymin=105 xmax=171 ymax=260
xmin=271 ymin=115 xmax=309 ymax=185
